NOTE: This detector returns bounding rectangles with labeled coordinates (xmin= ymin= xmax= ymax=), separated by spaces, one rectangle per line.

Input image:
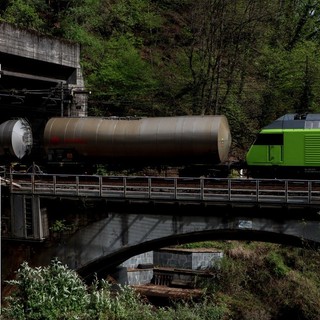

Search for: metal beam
xmin=2 ymin=70 xmax=66 ymax=84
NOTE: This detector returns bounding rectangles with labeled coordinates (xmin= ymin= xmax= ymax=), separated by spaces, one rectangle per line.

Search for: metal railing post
xmin=228 ymin=179 xmax=231 ymax=201
xmin=76 ymin=176 xmax=79 ymax=196
xmin=53 ymin=175 xmax=56 ymax=195
xmin=148 ymin=177 xmax=151 ymax=198
xmin=174 ymin=178 xmax=177 ymax=199
xmin=308 ymin=181 xmax=311 ymax=204
xmin=200 ymin=177 xmax=204 ymax=200
xmin=99 ymin=176 xmax=102 ymax=197
xmin=123 ymin=177 xmax=127 ymax=197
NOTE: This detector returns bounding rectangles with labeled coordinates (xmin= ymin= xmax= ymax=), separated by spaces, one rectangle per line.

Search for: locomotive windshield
xmin=253 ymin=133 xmax=283 ymax=146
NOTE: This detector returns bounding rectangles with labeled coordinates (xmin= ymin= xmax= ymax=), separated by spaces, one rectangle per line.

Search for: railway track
xmin=4 ymin=173 xmax=320 ymax=207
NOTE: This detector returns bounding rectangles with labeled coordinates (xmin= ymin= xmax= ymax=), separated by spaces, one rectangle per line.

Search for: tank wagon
xmin=0 ymin=119 xmax=33 ymax=160
xmin=246 ymin=113 xmax=320 ymax=178
xmin=3 ymin=113 xmax=320 ymax=179
xmin=43 ymin=115 xmax=231 ymax=173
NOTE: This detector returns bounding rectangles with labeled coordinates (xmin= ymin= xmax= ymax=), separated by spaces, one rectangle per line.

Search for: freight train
xmin=1 ymin=113 xmax=320 ymax=179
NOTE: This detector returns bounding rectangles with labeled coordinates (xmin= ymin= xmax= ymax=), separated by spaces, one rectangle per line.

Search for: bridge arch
xmin=31 ymin=205 xmax=320 ymax=281
xmin=76 ymin=229 xmax=316 ymax=281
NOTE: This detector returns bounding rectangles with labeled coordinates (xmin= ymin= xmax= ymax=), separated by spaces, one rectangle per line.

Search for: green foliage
xmin=159 ymin=299 xmax=229 ymax=320
xmin=87 ymin=34 xmax=158 ymax=113
xmin=255 ymin=41 xmax=320 ymax=125
xmin=1 ymin=259 xmax=155 ymax=320
xmin=87 ymin=278 xmax=155 ymax=320
xmin=50 ymin=219 xmax=72 ymax=233
xmin=3 ymin=0 xmax=320 ymax=136
xmin=59 ymin=0 xmax=109 ymax=38
xmin=1 ymin=258 xmax=231 ymax=320
xmin=2 ymin=245 xmax=320 ymax=320
xmin=209 ymin=243 xmax=320 ymax=319
xmin=266 ymin=251 xmax=290 ymax=278
xmin=223 ymin=95 xmax=258 ymax=155
xmin=178 ymin=241 xmax=225 ymax=250
xmin=2 ymin=259 xmax=90 ymax=320
xmin=1 ymin=0 xmax=47 ymax=31
xmin=111 ymin=0 xmax=163 ymax=32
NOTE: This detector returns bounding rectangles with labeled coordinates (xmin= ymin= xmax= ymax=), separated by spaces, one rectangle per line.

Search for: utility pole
xmin=60 ymin=82 xmax=64 ymax=117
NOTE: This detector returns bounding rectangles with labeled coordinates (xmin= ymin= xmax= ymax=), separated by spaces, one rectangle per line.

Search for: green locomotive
xmin=246 ymin=113 xmax=320 ymax=179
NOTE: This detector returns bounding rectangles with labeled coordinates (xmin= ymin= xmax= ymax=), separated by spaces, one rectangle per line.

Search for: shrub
xmin=1 ymin=259 xmax=90 ymax=319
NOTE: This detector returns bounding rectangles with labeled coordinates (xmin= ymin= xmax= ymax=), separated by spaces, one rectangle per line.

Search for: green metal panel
xmin=246 ymin=144 xmax=283 ymax=165
xmin=268 ymin=145 xmax=283 ymax=164
xmin=246 ymin=128 xmax=320 ymax=168
xmin=246 ymin=130 xmax=283 ymax=166
xmin=282 ymin=130 xmax=304 ymax=166
xmin=246 ymin=145 xmax=269 ymax=164
xmin=305 ymin=134 xmax=320 ymax=165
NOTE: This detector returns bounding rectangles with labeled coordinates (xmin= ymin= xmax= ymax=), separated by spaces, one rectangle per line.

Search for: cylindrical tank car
xmin=43 ymin=115 xmax=232 ymax=169
xmin=0 ymin=119 xmax=33 ymax=159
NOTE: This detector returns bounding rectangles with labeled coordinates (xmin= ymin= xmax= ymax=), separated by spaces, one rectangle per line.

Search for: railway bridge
xmin=2 ymin=172 xmax=320 ymax=280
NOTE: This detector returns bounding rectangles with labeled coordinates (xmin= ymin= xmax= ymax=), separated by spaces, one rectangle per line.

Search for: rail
xmin=5 ymin=173 xmax=320 ymax=206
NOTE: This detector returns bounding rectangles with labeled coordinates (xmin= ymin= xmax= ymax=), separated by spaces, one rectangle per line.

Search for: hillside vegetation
xmin=1 ymin=242 xmax=320 ymax=320
xmin=2 ymin=0 xmax=320 ymax=158
xmin=1 ymin=2 xmax=320 ymax=319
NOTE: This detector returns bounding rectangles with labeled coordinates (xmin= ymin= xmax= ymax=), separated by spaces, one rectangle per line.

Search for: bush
xmin=1 ymin=259 xmax=90 ymax=320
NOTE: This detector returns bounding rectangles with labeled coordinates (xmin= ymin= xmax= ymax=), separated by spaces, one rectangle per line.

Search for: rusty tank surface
xmin=43 ymin=115 xmax=231 ymax=166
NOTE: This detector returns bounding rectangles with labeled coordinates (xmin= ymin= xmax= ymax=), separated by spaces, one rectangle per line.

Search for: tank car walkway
xmin=6 ymin=173 xmax=320 ymax=208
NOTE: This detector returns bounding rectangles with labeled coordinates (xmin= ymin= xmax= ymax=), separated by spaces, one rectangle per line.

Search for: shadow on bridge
xmin=76 ymin=228 xmax=319 ymax=283
xmin=29 ymin=199 xmax=320 ymax=283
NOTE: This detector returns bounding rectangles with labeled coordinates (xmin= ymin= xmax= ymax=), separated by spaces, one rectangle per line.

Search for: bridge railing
xmin=7 ymin=173 xmax=320 ymax=205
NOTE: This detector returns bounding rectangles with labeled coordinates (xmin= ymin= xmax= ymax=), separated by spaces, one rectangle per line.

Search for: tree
xmin=86 ymin=34 xmax=159 ymax=116
xmin=0 ymin=0 xmax=47 ymax=31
